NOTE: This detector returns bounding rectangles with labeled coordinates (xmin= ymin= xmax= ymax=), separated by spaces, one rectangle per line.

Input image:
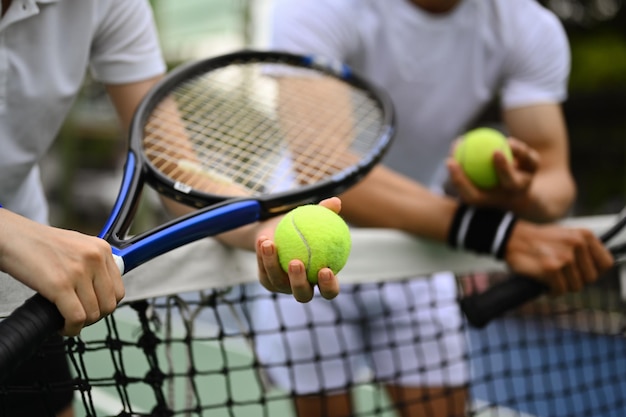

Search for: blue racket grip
xmin=0 ymin=293 xmax=63 ymax=382
xmin=460 ymin=276 xmax=546 ymax=328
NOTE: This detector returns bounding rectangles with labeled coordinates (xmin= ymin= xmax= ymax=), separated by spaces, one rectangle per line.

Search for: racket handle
xmin=459 ymin=276 xmax=547 ymax=328
xmin=0 ymin=293 xmax=64 ymax=382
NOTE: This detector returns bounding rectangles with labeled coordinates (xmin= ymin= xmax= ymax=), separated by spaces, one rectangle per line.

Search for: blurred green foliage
xmin=540 ymin=0 xmax=626 ymax=92
xmin=535 ymin=0 xmax=626 ymax=214
xmin=569 ymin=32 xmax=626 ymax=92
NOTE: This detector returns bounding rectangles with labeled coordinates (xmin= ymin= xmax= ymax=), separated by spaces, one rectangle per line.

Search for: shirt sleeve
xmin=500 ymin=5 xmax=570 ymax=109
xmin=89 ymin=0 xmax=166 ymax=84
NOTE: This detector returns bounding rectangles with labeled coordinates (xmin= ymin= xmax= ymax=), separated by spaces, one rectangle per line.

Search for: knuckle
xmin=67 ymin=309 xmax=87 ymax=329
xmin=585 ymin=271 xmax=600 ymax=284
xmin=542 ymin=259 xmax=563 ymax=274
xmin=85 ymin=308 xmax=101 ymax=325
xmin=116 ymin=287 xmax=126 ymax=302
xmin=570 ymin=280 xmax=583 ymax=292
xmin=101 ymin=298 xmax=118 ymax=316
xmin=569 ymin=229 xmax=591 ymax=248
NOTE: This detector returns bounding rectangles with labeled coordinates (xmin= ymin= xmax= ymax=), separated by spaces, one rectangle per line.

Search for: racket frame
xmin=130 ymin=50 xmax=395 ymax=211
xmin=0 ymin=50 xmax=395 ymax=381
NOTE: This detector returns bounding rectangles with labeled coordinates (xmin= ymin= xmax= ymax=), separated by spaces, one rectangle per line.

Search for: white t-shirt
xmin=270 ymin=0 xmax=570 ymax=187
xmin=252 ymin=0 xmax=571 ymax=390
xmin=0 ymin=0 xmax=165 ymax=315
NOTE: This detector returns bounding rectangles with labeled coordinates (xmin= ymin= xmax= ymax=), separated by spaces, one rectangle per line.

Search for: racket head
xmin=130 ymin=50 xmax=395 ymax=215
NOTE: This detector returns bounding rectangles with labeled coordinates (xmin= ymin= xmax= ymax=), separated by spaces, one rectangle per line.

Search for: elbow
xmin=543 ymin=176 xmax=577 ymax=222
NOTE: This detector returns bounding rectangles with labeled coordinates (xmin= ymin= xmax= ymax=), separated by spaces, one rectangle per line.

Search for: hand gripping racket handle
xmin=0 ymin=254 xmax=125 ymax=382
xmin=460 ymin=276 xmax=546 ymax=328
xmin=0 ymin=293 xmax=64 ymax=381
xmin=460 ymin=215 xmax=626 ymax=328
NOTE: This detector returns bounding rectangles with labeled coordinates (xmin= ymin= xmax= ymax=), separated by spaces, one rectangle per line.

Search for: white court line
xmin=75 ymin=389 xmax=148 ymax=416
xmin=472 ymin=399 xmax=537 ymax=417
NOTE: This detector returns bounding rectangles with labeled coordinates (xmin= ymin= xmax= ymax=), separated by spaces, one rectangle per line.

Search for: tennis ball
xmin=454 ymin=127 xmax=513 ymax=189
xmin=274 ymin=205 xmax=351 ymax=284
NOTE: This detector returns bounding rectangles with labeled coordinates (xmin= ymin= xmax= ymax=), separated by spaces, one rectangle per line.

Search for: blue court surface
xmin=468 ymin=317 xmax=626 ymax=417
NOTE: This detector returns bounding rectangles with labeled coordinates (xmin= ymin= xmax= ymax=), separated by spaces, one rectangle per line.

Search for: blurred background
xmin=42 ymin=0 xmax=625 ymax=234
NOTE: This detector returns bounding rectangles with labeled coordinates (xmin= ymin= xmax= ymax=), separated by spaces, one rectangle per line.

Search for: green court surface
xmin=153 ymin=0 xmax=252 ymax=61
xmin=72 ymin=307 xmax=290 ymax=416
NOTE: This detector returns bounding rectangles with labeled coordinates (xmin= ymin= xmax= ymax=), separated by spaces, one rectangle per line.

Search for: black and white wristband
xmin=447 ymin=204 xmax=517 ymax=259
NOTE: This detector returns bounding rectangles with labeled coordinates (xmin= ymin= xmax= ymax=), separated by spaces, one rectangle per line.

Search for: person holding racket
xmin=248 ymin=0 xmax=615 ymax=416
xmin=0 ymin=2 xmax=340 ymax=416
xmin=0 ymin=1 xmax=166 ymax=414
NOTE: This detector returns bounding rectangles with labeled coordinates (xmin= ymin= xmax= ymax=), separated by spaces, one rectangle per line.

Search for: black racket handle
xmin=0 ymin=293 xmax=63 ymax=382
xmin=460 ymin=276 xmax=547 ymax=328
xmin=460 ymin=241 xmax=624 ymax=328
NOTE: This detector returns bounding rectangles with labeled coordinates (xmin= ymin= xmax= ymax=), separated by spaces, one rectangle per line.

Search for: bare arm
xmin=339 ymin=162 xmax=612 ymax=295
xmin=0 ymin=209 xmax=124 ymax=336
xmin=340 ymin=165 xmax=458 ymax=241
xmin=105 ymin=75 xmax=163 ymax=132
xmin=502 ymin=103 xmax=576 ymax=220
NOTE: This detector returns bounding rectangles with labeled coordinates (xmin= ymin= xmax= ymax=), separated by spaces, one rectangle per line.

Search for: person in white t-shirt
xmin=243 ymin=0 xmax=615 ymax=416
xmin=0 ymin=1 xmax=340 ymax=415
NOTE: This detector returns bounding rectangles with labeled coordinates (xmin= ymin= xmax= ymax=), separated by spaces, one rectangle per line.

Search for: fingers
xmin=319 ymin=196 xmax=342 ymax=214
xmin=493 ymin=138 xmax=538 ymax=192
xmin=508 ymin=223 xmax=614 ymax=297
xmin=56 ymin=270 xmax=120 ymax=337
xmin=256 ymin=235 xmax=340 ymax=302
xmin=57 ymin=240 xmax=124 ymax=336
xmin=317 ymin=268 xmax=340 ymax=299
xmin=287 ymin=261 xmax=314 ymax=302
xmin=55 ymin=293 xmax=89 ymax=337
xmin=446 ymin=159 xmax=484 ymax=203
xmin=492 ymin=150 xmax=520 ymax=190
xmin=446 ymin=155 xmax=525 ymax=203
xmin=446 ymin=138 xmax=537 ymax=207
xmin=257 ymin=237 xmax=290 ymax=293
xmin=508 ymin=138 xmax=540 ymax=173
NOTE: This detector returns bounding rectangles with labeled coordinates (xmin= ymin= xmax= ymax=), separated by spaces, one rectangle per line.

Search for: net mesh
xmin=1 ymin=259 xmax=624 ymax=417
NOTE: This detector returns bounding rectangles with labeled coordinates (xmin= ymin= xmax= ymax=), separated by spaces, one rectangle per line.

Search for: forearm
xmin=504 ymin=103 xmax=575 ymax=222
xmin=0 ymin=208 xmax=124 ymax=335
xmin=509 ymin=167 xmax=575 ymax=222
xmin=339 ymin=165 xmax=458 ymax=242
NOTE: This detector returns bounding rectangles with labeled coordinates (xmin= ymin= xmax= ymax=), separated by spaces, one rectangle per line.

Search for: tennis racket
xmin=460 ymin=207 xmax=626 ymax=328
xmin=0 ymin=50 xmax=395 ymax=380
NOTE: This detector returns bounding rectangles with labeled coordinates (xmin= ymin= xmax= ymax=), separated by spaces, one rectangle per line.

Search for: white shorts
xmin=247 ymin=272 xmax=469 ymax=395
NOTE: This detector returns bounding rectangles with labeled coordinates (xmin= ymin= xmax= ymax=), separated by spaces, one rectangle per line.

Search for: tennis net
xmin=1 ymin=215 xmax=624 ymax=417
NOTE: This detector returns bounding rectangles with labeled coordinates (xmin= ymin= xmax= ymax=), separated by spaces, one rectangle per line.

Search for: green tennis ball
xmin=454 ymin=127 xmax=513 ymax=189
xmin=274 ymin=205 xmax=351 ymax=284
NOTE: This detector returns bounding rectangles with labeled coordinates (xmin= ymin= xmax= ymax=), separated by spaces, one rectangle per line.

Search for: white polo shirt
xmin=0 ymin=0 xmax=165 ymax=315
xmin=0 ymin=0 xmax=165 ymax=223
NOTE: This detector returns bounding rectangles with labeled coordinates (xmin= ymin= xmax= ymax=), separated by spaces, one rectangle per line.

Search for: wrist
xmin=447 ymin=204 xmax=517 ymax=259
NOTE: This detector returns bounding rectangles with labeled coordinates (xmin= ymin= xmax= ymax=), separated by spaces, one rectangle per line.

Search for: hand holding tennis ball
xmin=274 ymin=204 xmax=351 ymax=284
xmin=454 ymin=127 xmax=513 ymax=189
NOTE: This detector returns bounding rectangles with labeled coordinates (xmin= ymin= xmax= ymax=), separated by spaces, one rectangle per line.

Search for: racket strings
xmin=142 ymin=60 xmax=385 ymax=198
